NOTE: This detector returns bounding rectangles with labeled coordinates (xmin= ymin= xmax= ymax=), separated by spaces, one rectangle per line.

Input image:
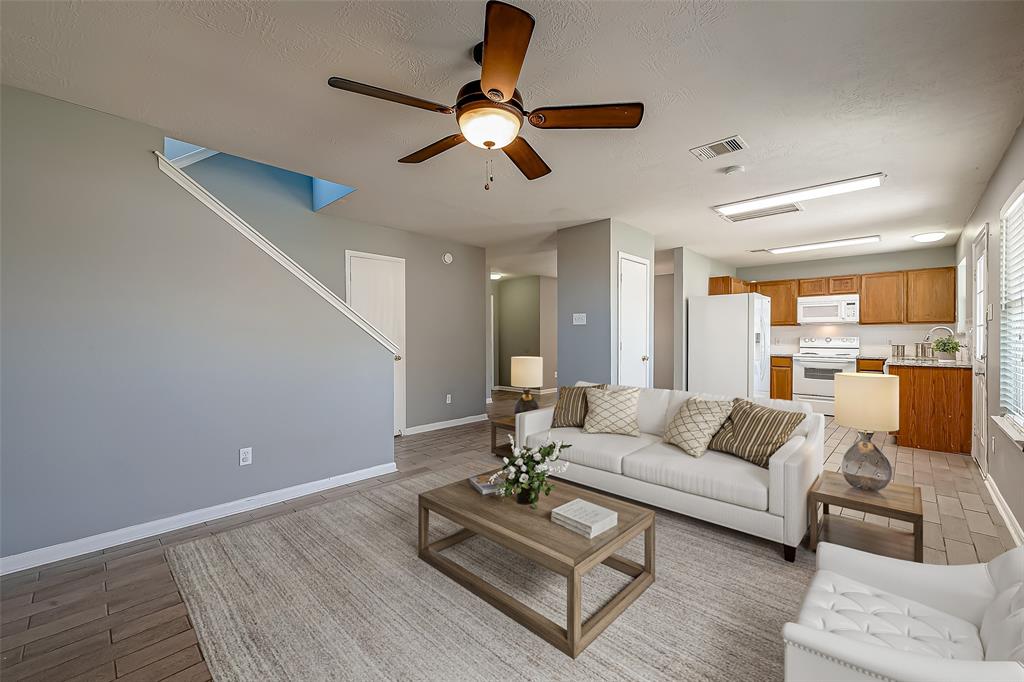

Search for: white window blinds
xmin=1000 ymin=191 xmax=1024 ymax=421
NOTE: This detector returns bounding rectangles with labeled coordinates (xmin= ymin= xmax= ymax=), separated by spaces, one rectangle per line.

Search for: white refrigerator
xmin=688 ymin=293 xmax=771 ymax=398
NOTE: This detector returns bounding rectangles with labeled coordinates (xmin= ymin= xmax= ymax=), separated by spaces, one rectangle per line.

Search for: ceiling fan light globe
xmin=458 ymin=107 xmax=521 ymax=149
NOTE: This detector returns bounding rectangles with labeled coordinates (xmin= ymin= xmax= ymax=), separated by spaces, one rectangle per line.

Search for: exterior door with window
xmin=972 ymin=226 xmax=988 ymax=475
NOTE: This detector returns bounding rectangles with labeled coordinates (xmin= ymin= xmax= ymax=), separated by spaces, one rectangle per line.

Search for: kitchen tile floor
xmin=0 ymin=390 xmax=1015 ymax=680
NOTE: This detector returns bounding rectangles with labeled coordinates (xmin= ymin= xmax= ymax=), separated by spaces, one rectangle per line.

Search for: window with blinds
xmin=1000 ymin=189 xmax=1024 ymax=423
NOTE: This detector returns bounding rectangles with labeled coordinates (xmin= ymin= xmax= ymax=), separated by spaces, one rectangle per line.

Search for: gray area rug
xmin=167 ymin=466 xmax=815 ymax=680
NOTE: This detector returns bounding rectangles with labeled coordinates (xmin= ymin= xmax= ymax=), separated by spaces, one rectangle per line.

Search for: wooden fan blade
xmin=479 ymin=1 xmax=535 ymax=103
xmin=528 ymin=103 xmax=644 ymax=129
xmin=328 ymin=77 xmax=453 ymax=114
xmin=398 ymin=134 xmax=466 ymax=163
xmin=502 ymin=137 xmax=551 ymax=180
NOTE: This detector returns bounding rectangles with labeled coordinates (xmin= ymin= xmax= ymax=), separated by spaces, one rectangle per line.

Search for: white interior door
xmin=346 ymin=251 xmax=406 ymax=435
xmin=618 ymin=253 xmax=650 ymax=387
xmin=972 ymin=226 xmax=989 ymax=473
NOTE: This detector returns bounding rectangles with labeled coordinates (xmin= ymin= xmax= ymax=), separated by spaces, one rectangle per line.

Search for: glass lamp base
xmin=841 ymin=431 xmax=893 ymax=491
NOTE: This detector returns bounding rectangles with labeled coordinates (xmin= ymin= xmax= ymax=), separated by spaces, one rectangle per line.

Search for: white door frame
xmin=345 ymin=250 xmax=406 ymax=435
xmin=617 ymin=251 xmax=652 ymax=387
xmin=972 ymin=225 xmax=989 ymax=474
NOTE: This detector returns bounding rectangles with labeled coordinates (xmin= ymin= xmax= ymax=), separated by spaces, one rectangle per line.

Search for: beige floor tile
xmin=939 ymin=514 xmax=972 ymax=543
xmin=913 ymin=471 xmax=934 ymax=486
xmin=996 ymin=525 xmax=1017 ymax=551
xmin=841 ymin=508 xmax=865 ymax=521
xmin=971 ymin=532 xmax=1008 ymax=562
xmin=923 ymin=547 xmax=947 ymax=565
xmin=922 ymin=500 xmax=940 ymax=524
xmin=986 ymin=504 xmax=1007 ymax=527
xmin=923 ymin=521 xmax=945 ymax=551
xmin=957 ymin=492 xmax=986 ymax=513
xmin=963 ymin=509 xmax=999 ymax=537
xmin=889 ymin=518 xmax=913 ymax=532
xmin=918 ymin=484 xmax=937 ymax=503
xmin=936 ymin=495 xmax=965 ymax=519
xmin=895 ymin=462 xmax=913 ymax=477
xmin=864 ymin=513 xmax=890 ymax=527
xmin=944 ymin=538 xmax=979 ymax=565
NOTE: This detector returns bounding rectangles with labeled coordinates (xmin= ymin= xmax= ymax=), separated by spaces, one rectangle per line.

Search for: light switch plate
xmin=572 ymin=313 xmax=587 ymax=325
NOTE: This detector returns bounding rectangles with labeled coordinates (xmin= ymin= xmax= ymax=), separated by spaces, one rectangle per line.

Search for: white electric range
xmin=792 ymin=336 xmax=860 ymax=415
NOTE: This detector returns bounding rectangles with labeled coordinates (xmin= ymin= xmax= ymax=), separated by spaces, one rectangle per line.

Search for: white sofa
xmin=784 ymin=542 xmax=1024 ymax=681
xmin=516 ymin=384 xmax=824 ymax=561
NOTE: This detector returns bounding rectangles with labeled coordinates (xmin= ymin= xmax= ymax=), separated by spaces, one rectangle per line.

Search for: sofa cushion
xmin=981 ymin=547 xmax=1024 ymax=662
xmin=664 ymin=397 xmax=734 ymax=458
xmin=798 ymin=569 xmax=983 ymax=660
xmin=551 ymin=384 xmax=606 ymax=428
xmin=620 ymin=441 xmax=769 ymax=511
xmin=709 ymin=399 xmax=806 ymax=468
xmin=526 ymin=427 xmax=658 ymax=474
xmin=636 ymin=387 xmax=673 ymax=436
xmin=584 ymin=387 xmax=641 ymax=436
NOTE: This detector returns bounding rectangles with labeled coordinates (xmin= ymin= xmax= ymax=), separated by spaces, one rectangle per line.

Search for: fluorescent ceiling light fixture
xmin=767 ymin=235 xmax=881 ymax=255
xmin=912 ymin=232 xmax=945 ymax=243
xmin=714 ymin=173 xmax=886 ymax=217
xmin=490 ymin=272 xmax=503 ymax=280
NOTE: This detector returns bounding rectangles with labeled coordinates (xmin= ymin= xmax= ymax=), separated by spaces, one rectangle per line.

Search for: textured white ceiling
xmin=3 ymin=1 xmax=1023 ymax=276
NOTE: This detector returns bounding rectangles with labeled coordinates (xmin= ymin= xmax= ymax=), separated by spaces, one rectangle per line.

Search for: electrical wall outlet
xmin=572 ymin=313 xmax=587 ymax=325
xmin=239 ymin=447 xmax=253 ymax=466
xmin=445 ymin=393 xmax=452 ymax=405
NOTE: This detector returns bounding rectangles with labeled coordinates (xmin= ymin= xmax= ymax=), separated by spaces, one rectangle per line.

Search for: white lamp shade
xmin=835 ymin=372 xmax=899 ymax=432
xmin=511 ymin=356 xmax=543 ymax=389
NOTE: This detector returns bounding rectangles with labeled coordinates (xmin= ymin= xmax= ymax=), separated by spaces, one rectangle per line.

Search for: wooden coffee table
xmin=418 ymin=476 xmax=655 ymax=658
xmin=808 ymin=470 xmax=923 ymax=562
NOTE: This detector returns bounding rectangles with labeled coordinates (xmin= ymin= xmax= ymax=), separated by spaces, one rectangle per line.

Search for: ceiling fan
xmin=327 ymin=0 xmax=644 ymax=180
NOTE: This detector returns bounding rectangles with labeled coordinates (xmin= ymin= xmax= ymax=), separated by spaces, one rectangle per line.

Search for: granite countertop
xmin=885 ymin=357 xmax=973 ymax=369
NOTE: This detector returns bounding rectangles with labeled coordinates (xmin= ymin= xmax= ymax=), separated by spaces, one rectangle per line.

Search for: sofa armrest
xmin=514 ymin=407 xmax=554 ymax=448
xmin=769 ymin=413 xmax=824 ymax=547
xmin=783 ymin=623 xmax=1024 ymax=682
xmin=816 ymin=542 xmax=996 ymax=625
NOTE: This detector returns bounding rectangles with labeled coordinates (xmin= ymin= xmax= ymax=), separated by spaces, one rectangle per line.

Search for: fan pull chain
xmin=484 ymin=157 xmax=494 ymax=191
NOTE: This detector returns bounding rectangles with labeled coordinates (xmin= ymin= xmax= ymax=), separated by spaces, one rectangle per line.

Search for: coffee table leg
xmin=644 ymin=521 xmax=655 ymax=578
xmin=914 ymin=517 xmax=923 ymax=563
xmin=418 ymin=501 xmax=429 ymax=554
xmin=490 ymin=422 xmax=497 ymax=455
xmin=567 ymin=570 xmax=582 ymax=657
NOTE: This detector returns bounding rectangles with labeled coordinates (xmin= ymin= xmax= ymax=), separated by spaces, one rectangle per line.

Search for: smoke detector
xmin=690 ymin=135 xmax=747 ymax=161
xmin=722 ymin=165 xmax=745 ymax=176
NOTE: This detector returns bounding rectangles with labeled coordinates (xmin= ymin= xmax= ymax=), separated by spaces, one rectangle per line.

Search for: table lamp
xmin=510 ymin=356 xmax=543 ymax=414
xmin=834 ymin=372 xmax=899 ymax=490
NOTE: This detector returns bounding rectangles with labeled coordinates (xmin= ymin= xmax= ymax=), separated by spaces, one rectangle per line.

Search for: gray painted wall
xmin=496 ymin=277 xmax=540 ymax=386
xmin=1 ymin=86 xmax=394 ymax=556
xmin=735 ymin=246 xmax=956 ymax=282
xmin=654 ymin=274 xmax=674 ymax=389
xmin=187 ymin=153 xmax=486 ymax=427
xmin=956 ymin=120 xmax=1024 ymax=527
xmin=557 ymin=220 xmax=613 ymax=385
xmin=674 ymin=248 xmax=736 ymax=389
xmin=539 ymin=277 xmax=558 ymax=389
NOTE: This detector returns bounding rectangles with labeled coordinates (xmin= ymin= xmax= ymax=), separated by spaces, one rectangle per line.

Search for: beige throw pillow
xmin=664 ymin=397 xmax=734 ymax=457
xmin=551 ymin=384 xmax=607 ymax=428
xmin=709 ymin=399 xmax=806 ymax=468
xmin=583 ymin=387 xmax=641 ymax=436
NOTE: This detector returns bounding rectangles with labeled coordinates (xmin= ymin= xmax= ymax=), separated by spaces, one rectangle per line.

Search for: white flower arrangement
xmin=489 ymin=436 xmax=571 ymax=507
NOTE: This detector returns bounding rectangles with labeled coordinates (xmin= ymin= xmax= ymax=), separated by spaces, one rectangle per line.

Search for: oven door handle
xmin=796 ymin=360 xmax=856 ymax=369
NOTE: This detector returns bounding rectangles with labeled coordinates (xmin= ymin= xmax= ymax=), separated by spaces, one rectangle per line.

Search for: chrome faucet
xmin=923 ymin=326 xmax=956 ymax=341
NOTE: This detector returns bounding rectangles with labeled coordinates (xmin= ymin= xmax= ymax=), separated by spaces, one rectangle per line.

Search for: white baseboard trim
xmin=402 ymin=414 xmax=487 ymax=435
xmin=984 ymin=474 xmax=1023 ymax=547
xmin=493 ymin=386 xmax=558 ymax=395
xmin=0 ymin=461 xmax=397 ymax=575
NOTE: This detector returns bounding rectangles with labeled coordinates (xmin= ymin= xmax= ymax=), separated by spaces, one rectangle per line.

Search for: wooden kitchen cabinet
xmin=860 ymin=271 xmax=906 ymax=324
xmin=708 ymin=276 xmax=751 ymax=295
xmin=886 ymin=365 xmax=971 ymax=454
xmin=753 ymin=279 xmax=799 ymax=325
xmin=770 ymin=356 xmax=793 ymax=400
xmin=905 ymin=267 xmax=956 ymax=323
xmin=856 ymin=358 xmax=885 ymax=373
xmin=798 ymin=278 xmax=828 ymax=296
xmin=828 ymin=276 xmax=859 ymax=294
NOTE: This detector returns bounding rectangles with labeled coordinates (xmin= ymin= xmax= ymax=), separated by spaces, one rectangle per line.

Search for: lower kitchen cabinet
xmin=887 ymin=365 xmax=971 ymax=454
xmin=770 ymin=356 xmax=793 ymax=400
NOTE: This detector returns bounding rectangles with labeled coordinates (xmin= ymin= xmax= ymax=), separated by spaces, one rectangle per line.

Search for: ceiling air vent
xmin=721 ymin=203 xmax=802 ymax=222
xmin=690 ymin=135 xmax=747 ymax=161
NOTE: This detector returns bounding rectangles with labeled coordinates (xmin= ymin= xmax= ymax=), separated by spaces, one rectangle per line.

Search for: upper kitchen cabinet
xmin=860 ymin=271 xmax=906 ymax=324
xmin=708 ymin=276 xmax=751 ymax=295
xmin=905 ymin=267 xmax=956 ymax=323
xmin=828 ymin=275 xmax=859 ymax=294
xmin=798 ymin=278 xmax=828 ymax=296
xmin=753 ymin=279 xmax=799 ymax=325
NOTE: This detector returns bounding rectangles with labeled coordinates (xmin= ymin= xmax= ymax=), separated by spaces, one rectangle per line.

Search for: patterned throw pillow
xmin=664 ymin=397 xmax=734 ymax=457
xmin=551 ymin=384 xmax=607 ymax=428
xmin=583 ymin=387 xmax=641 ymax=436
xmin=709 ymin=399 xmax=806 ymax=468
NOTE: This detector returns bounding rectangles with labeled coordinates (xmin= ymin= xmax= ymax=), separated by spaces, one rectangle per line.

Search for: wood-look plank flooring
xmin=1 ymin=391 xmax=1014 ymax=680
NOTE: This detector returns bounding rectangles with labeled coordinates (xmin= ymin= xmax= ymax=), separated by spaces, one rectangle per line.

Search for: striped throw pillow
xmin=709 ymin=399 xmax=806 ymax=468
xmin=551 ymin=384 xmax=607 ymax=428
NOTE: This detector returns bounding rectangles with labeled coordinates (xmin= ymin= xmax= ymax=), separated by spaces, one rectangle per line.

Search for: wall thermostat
xmin=442 ymin=252 xmax=454 ymax=265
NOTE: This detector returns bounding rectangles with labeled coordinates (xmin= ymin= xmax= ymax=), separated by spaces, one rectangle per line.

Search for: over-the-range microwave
xmin=796 ymin=294 xmax=860 ymax=324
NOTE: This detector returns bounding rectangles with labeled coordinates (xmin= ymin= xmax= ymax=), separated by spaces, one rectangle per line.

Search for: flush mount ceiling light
xmin=713 ymin=172 xmax=886 ymax=218
xmin=765 ymin=235 xmax=881 ymax=255
xmin=490 ymin=272 xmax=503 ymax=280
xmin=912 ymin=232 xmax=945 ymax=243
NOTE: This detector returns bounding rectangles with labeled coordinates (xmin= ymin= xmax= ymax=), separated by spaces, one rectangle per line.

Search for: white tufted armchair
xmin=784 ymin=542 xmax=1023 ymax=681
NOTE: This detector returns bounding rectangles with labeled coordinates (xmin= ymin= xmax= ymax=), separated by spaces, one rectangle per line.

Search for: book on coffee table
xmin=551 ymin=498 xmax=618 ymax=539
xmin=468 ymin=473 xmax=499 ymax=495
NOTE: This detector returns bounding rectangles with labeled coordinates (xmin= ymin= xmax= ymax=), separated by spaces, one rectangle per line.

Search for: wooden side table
xmin=807 ymin=470 xmax=923 ymax=562
xmin=490 ymin=415 xmax=516 ymax=458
